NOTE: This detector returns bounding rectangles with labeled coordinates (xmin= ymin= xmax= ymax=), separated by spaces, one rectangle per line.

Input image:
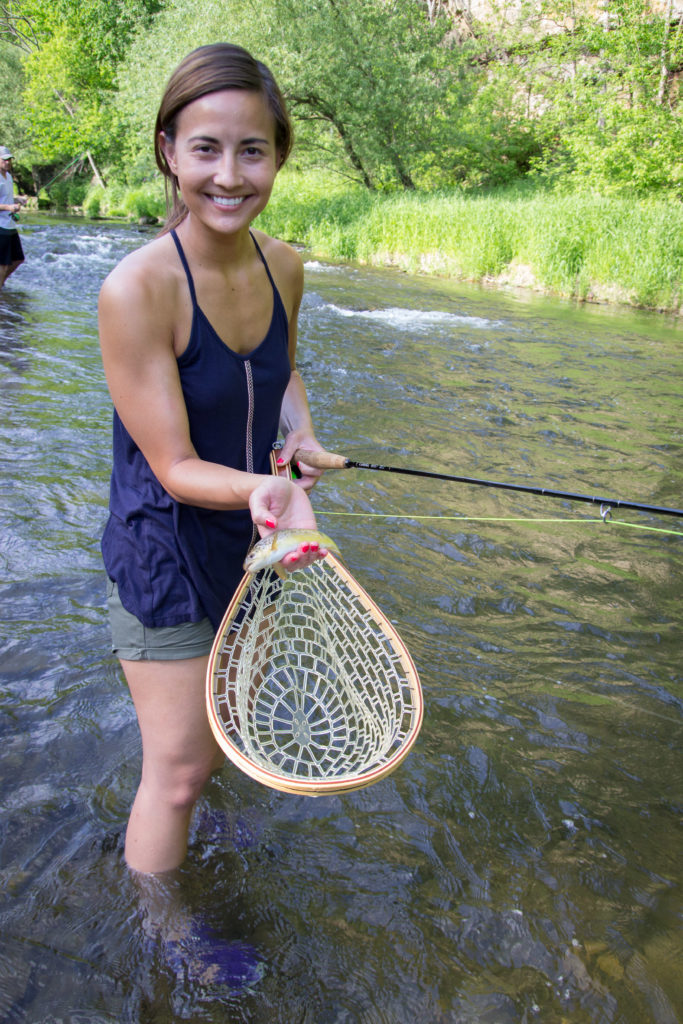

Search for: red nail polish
xmin=265 ymin=518 xmax=276 ymax=529
xmin=301 ymin=543 xmax=310 ymax=552
xmin=310 ymin=543 xmax=319 ymax=551
xmin=276 ymin=457 xmax=285 ymax=465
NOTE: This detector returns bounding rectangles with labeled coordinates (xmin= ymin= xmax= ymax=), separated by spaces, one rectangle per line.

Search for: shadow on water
xmin=0 ymin=217 xmax=681 ymax=1022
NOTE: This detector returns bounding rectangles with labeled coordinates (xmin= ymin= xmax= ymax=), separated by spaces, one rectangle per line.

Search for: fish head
xmin=242 ymin=534 xmax=278 ymax=573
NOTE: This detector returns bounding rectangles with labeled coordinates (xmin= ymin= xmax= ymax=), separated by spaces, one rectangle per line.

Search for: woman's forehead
xmin=176 ymin=89 xmax=276 ymax=140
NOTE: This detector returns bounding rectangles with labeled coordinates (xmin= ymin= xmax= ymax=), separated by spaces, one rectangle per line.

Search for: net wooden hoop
xmin=206 ymin=553 xmax=423 ymax=796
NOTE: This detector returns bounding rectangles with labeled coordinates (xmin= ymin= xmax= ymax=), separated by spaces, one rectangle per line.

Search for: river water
xmin=0 ymin=217 xmax=681 ymax=1023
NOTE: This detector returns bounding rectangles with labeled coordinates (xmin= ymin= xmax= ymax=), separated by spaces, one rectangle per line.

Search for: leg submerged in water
xmin=121 ymin=655 xmax=224 ymax=874
xmin=132 ymin=867 xmax=263 ymax=989
xmin=0 ymin=260 xmax=22 ymax=289
xmin=122 ymin=655 xmax=263 ymax=988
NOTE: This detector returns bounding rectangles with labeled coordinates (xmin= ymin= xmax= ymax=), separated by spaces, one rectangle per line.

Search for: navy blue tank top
xmin=102 ymin=230 xmax=292 ymax=630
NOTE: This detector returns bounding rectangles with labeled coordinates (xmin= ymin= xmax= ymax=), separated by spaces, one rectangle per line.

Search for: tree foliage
xmin=2 ymin=0 xmax=681 ymax=198
xmin=0 ymin=39 xmax=27 ymax=156
xmin=513 ymin=0 xmax=683 ymax=194
xmin=0 ymin=0 xmax=165 ymax=173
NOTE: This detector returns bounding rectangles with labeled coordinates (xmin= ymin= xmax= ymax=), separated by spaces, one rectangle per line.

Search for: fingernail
xmin=301 ymin=543 xmax=310 ymax=552
xmin=310 ymin=542 xmax=319 ymax=551
xmin=276 ymin=457 xmax=285 ymax=465
xmin=265 ymin=518 xmax=276 ymax=529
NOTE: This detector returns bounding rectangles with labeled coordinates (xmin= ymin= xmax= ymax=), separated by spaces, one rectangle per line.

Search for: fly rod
xmin=292 ymin=448 xmax=683 ymax=519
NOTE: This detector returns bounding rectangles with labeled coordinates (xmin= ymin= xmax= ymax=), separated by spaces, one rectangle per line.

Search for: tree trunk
xmin=656 ymin=0 xmax=673 ymax=106
xmin=85 ymin=151 xmax=106 ymax=188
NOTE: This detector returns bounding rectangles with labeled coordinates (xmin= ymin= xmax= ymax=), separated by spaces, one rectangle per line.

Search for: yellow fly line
xmin=316 ymin=510 xmax=682 ymax=537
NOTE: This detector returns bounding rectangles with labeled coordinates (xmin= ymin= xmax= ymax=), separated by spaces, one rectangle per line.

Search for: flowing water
xmin=0 ymin=217 xmax=681 ymax=1024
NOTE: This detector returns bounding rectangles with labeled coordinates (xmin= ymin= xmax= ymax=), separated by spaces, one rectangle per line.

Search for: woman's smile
xmin=210 ymin=195 xmax=247 ymax=207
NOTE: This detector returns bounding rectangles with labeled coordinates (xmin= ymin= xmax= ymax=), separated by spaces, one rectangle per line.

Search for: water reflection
xmin=0 ymin=217 xmax=681 ymax=1022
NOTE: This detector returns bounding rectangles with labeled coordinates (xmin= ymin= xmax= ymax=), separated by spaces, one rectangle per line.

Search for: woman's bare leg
xmin=121 ymin=655 xmax=225 ymax=874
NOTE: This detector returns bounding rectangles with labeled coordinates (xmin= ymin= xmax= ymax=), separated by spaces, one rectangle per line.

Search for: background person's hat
xmin=0 ymin=147 xmax=13 ymax=159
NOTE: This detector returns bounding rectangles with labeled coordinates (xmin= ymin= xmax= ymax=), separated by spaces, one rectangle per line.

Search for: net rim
xmin=206 ymin=552 xmax=423 ymax=796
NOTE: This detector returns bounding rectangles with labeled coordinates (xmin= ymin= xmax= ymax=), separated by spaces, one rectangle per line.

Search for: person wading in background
xmin=0 ymin=147 xmax=27 ymax=289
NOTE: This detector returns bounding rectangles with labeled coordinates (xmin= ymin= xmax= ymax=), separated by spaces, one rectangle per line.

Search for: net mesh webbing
xmin=210 ymin=558 xmax=421 ymax=790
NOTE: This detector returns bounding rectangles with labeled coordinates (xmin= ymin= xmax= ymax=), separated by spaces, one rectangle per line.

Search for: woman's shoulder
xmin=251 ymin=230 xmax=303 ymax=316
xmin=100 ymin=232 xmax=182 ymax=307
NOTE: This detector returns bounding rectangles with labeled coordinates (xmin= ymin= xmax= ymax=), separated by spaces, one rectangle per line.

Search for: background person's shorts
xmin=106 ymin=579 xmax=214 ymax=661
xmin=0 ymin=228 xmax=24 ymax=265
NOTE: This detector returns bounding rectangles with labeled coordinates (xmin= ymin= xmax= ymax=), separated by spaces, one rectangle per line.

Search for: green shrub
xmin=83 ymin=185 xmax=104 ymax=218
xmin=121 ymin=184 xmax=165 ymax=221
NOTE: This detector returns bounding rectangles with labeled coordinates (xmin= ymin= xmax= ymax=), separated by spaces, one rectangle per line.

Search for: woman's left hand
xmin=275 ymin=432 xmax=325 ymax=491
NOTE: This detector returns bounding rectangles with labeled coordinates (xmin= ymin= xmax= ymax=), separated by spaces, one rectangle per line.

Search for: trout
xmin=243 ymin=529 xmax=340 ymax=574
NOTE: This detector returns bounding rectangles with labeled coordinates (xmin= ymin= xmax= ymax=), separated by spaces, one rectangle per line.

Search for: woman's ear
xmin=159 ymin=131 xmax=177 ymax=175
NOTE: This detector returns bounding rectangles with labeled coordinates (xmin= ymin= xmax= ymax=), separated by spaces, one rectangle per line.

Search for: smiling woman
xmin=95 ymin=42 xmax=331 ymax=977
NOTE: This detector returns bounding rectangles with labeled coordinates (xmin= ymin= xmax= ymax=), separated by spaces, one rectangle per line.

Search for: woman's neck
xmin=174 ymin=216 xmax=255 ymax=272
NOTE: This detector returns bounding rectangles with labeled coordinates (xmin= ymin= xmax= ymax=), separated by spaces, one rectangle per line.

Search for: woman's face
xmin=161 ymin=88 xmax=279 ymax=236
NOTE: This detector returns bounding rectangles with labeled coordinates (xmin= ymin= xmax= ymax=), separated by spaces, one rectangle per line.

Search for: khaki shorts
xmin=106 ymin=579 xmax=214 ymax=661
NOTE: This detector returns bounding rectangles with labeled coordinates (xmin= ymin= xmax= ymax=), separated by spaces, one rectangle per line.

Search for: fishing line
xmin=317 ymin=510 xmax=682 ymax=536
xmin=315 ymin=509 xmax=682 ymax=725
xmin=291 ymin=446 xmax=683 ymax=520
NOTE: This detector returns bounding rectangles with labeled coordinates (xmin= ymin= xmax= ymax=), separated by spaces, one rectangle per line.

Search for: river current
xmin=0 ymin=217 xmax=681 ymax=1023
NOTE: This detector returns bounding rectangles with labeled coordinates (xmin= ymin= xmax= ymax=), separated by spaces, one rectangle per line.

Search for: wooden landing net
xmin=206 ymin=553 xmax=422 ymax=796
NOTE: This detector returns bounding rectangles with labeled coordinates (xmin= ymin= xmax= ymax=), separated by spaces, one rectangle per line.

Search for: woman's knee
xmin=143 ymin=757 xmax=215 ymax=810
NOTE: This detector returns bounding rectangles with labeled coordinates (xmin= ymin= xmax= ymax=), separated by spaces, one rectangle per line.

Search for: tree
xmin=253 ymin=0 xmax=466 ymax=189
xmin=0 ymin=0 xmax=166 ymax=183
xmin=0 ymin=39 xmax=27 ymax=159
xmin=519 ymin=0 xmax=683 ymax=194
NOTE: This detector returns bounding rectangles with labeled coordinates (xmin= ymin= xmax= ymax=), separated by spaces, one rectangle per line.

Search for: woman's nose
xmin=214 ymin=152 xmax=242 ymax=188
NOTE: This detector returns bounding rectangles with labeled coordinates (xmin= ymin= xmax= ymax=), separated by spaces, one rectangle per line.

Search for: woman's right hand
xmin=248 ymin=476 xmax=328 ymax=570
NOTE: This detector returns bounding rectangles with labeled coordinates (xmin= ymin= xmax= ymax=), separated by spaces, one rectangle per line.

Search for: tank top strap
xmin=170 ymin=229 xmax=198 ymax=307
xmin=249 ymin=230 xmax=279 ymax=294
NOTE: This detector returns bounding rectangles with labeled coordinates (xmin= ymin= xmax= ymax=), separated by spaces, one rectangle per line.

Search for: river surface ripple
xmin=0 ymin=218 xmax=681 ymax=1023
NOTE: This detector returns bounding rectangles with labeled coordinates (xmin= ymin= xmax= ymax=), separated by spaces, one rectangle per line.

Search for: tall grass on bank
xmin=83 ymin=171 xmax=683 ymax=313
xmin=257 ymin=172 xmax=683 ymax=314
xmin=82 ymin=180 xmax=165 ymax=222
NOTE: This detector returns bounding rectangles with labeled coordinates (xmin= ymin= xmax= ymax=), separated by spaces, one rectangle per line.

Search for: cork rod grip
xmin=293 ymin=448 xmax=349 ymax=470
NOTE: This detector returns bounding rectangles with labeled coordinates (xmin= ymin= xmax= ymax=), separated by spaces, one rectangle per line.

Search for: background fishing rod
xmin=291 ymin=448 xmax=683 ymax=519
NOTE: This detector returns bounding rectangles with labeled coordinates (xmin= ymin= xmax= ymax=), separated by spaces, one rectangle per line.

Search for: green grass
xmin=82 ymin=170 xmax=683 ymax=314
xmin=257 ymin=172 xmax=683 ymax=314
xmin=81 ymin=179 xmax=166 ymax=221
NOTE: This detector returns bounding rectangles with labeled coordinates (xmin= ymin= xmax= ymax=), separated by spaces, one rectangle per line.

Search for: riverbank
xmin=258 ymin=174 xmax=683 ymax=316
xmin=78 ymin=172 xmax=683 ymax=315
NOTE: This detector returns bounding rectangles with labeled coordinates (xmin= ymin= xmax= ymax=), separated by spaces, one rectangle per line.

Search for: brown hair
xmin=154 ymin=43 xmax=293 ymax=232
